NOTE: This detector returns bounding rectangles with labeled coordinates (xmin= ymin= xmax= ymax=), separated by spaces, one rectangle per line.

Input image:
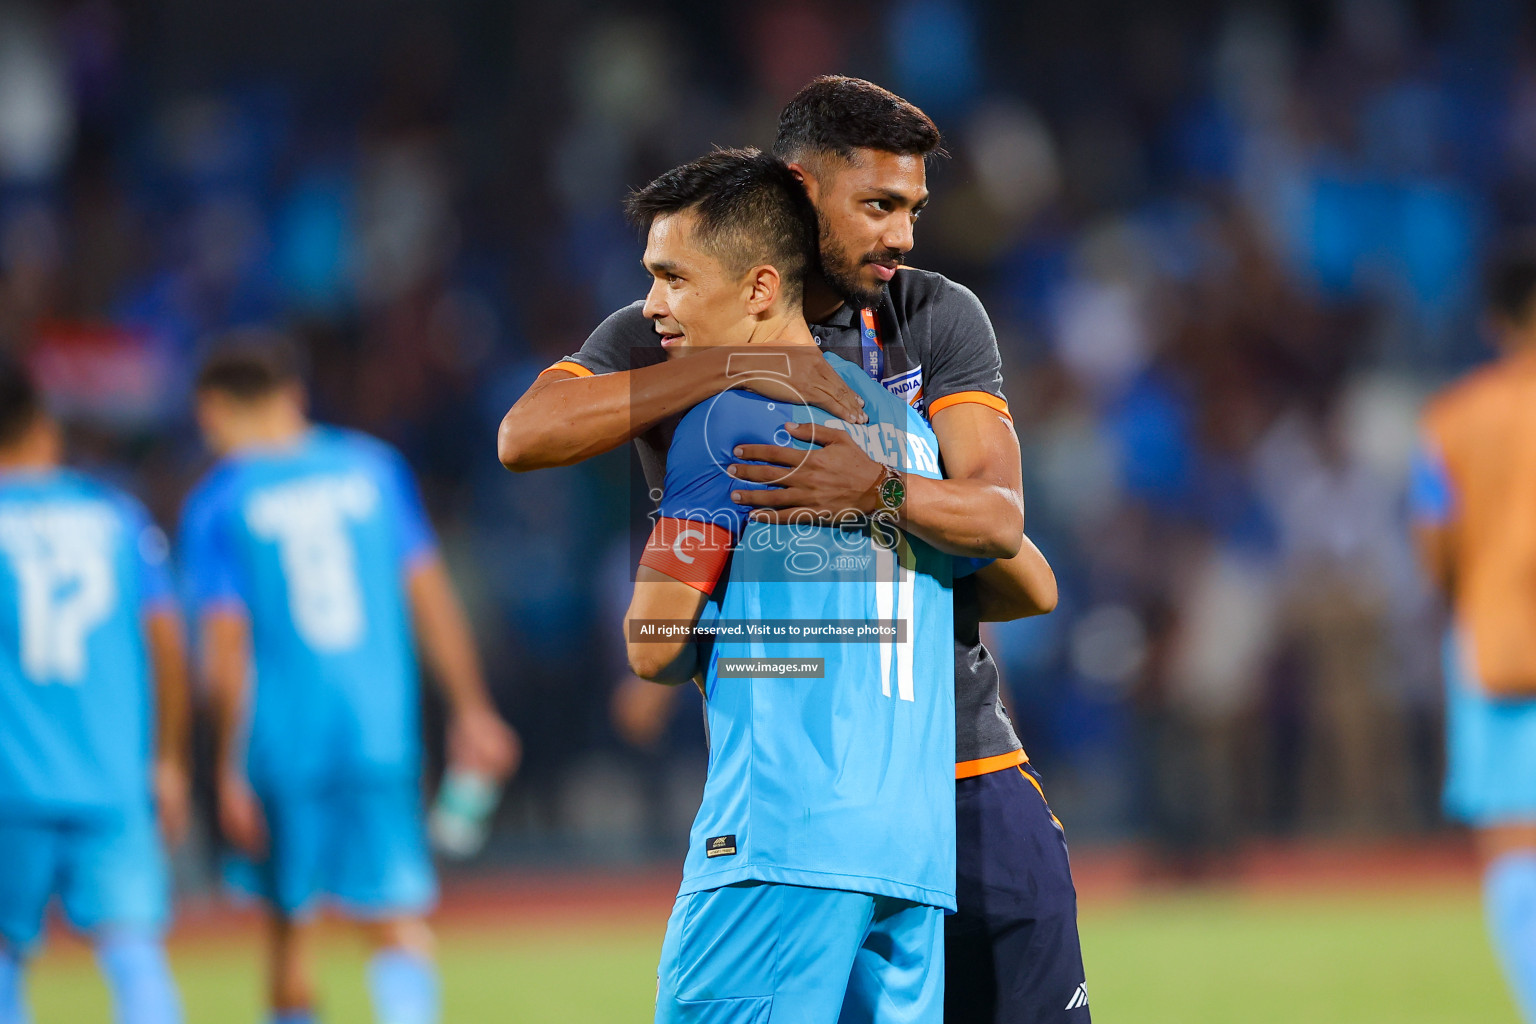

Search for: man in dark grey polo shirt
xmin=499 ymin=76 xmax=1088 ymax=1023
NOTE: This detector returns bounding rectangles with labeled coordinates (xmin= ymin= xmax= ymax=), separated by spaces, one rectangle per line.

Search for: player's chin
xmin=851 ymin=268 xmax=890 ymax=303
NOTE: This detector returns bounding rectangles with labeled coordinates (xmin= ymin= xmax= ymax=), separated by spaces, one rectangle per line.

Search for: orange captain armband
xmin=639 ymin=517 xmax=735 ymax=595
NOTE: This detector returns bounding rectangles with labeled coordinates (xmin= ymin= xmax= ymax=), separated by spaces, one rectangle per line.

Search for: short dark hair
xmin=773 ymin=76 xmax=943 ymax=164
xmin=625 ymin=147 xmax=819 ymax=303
xmin=0 ymin=356 xmax=43 ymax=448
xmin=1487 ymin=235 xmax=1536 ymax=325
xmin=195 ymin=330 xmax=304 ymax=401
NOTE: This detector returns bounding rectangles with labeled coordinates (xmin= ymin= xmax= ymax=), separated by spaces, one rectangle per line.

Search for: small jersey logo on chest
xmin=881 ymin=365 xmax=924 ymax=411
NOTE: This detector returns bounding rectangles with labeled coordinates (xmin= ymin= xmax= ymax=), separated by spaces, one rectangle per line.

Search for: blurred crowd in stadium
xmin=0 ymin=0 xmax=1522 ymax=869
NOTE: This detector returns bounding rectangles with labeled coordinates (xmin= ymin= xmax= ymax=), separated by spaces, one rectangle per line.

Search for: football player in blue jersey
xmin=178 ymin=336 xmax=519 ymax=1024
xmin=0 ymin=358 xmax=190 ymax=1024
xmin=619 ymin=149 xmax=966 ymax=1023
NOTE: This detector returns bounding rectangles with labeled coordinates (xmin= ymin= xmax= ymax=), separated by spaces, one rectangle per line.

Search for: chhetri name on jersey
xmin=820 ymin=416 xmax=939 ymax=475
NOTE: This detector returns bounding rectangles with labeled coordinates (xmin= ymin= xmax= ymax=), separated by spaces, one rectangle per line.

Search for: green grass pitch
xmin=23 ymin=886 xmax=1518 ymax=1023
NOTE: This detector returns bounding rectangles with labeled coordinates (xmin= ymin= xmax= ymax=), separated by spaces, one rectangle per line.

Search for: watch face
xmin=879 ymin=474 xmax=905 ymax=511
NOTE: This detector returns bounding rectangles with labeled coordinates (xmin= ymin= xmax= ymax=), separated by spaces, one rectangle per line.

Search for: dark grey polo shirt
xmin=552 ymin=267 xmax=1026 ymax=770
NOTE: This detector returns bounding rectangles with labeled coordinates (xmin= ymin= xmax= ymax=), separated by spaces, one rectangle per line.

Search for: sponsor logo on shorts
xmin=1065 ymin=983 xmax=1089 ymax=1010
xmin=706 ymin=834 xmax=737 ymax=858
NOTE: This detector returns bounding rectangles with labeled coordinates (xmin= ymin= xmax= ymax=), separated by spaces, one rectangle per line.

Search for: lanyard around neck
xmin=858 ymin=307 xmax=884 ymax=381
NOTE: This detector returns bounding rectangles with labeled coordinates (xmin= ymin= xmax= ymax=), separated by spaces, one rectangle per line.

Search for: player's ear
xmin=786 ymin=162 xmax=818 ymax=204
xmin=744 ymin=265 xmax=780 ymax=316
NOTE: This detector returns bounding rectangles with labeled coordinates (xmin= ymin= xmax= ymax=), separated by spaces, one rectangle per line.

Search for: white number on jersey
xmin=873 ymin=528 xmax=916 ymax=702
xmin=245 ymin=474 xmax=379 ymax=652
xmin=0 ymin=504 xmax=118 ymax=684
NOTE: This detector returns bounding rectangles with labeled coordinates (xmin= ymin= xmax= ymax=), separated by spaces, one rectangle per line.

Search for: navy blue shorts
xmin=946 ymin=763 xmax=1090 ymax=1023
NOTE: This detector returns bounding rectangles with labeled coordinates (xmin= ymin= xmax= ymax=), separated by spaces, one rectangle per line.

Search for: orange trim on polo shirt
xmin=954 ymin=747 xmax=1028 ymax=779
xmin=927 ymin=390 xmax=1012 ymax=420
xmin=539 ymin=360 xmax=594 ymax=379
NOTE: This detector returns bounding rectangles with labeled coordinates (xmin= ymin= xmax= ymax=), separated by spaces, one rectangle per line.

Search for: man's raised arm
xmin=973 ymin=534 xmax=1058 ymax=622
xmin=908 ymin=402 xmax=1024 ymax=558
xmin=498 ymin=351 xmax=729 ymax=471
xmin=731 ymin=401 xmax=1024 ymax=559
xmin=728 ymin=278 xmax=1024 ymax=559
xmin=497 ymin=348 xmax=865 ymax=472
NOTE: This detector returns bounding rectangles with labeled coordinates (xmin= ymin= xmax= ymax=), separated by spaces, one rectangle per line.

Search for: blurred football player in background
xmin=1415 ymin=238 xmax=1536 ymax=1023
xmin=0 ymin=357 xmax=189 ymax=1024
xmin=180 ymin=336 xmax=518 ymax=1024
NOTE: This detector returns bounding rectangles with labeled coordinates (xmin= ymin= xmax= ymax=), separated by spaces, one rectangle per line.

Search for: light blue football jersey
xmin=178 ymin=427 xmax=435 ymax=789
xmin=657 ymin=351 xmax=957 ymax=910
xmin=0 ymin=469 xmax=174 ymax=820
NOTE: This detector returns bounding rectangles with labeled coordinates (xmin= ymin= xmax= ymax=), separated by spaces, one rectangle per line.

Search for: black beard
xmin=819 ymin=229 xmax=890 ymax=311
